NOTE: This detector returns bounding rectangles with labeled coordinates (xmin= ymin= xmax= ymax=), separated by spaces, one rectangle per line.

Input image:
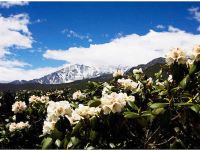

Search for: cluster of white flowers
xmin=72 ymin=90 xmax=86 ymax=100
xmin=102 ymin=82 xmax=113 ymax=96
xmin=166 ymin=48 xmax=187 ymax=65
xmin=118 ymin=78 xmax=138 ymax=91
xmin=75 ymin=104 xmax=101 ymax=119
xmin=12 ymin=101 xmax=27 ymax=114
xmin=43 ymin=101 xmax=73 ymax=135
xmin=113 ymin=69 xmax=124 ymax=78
xmin=133 ymin=68 xmax=143 ymax=74
xmin=100 ymin=92 xmax=135 ymax=114
xmin=29 ymin=95 xmax=49 ymax=104
xmin=9 ymin=121 xmax=30 ymax=132
xmin=192 ymin=45 xmax=200 ymax=61
xmin=133 ymin=68 xmax=144 ymax=80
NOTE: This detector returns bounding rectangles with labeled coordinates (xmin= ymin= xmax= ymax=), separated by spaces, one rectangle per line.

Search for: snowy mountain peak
xmin=27 ymin=64 xmax=129 ymax=84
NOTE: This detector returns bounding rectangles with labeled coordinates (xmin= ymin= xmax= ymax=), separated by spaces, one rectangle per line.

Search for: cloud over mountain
xmin=44 ymin=27 xmax=200 ymax=67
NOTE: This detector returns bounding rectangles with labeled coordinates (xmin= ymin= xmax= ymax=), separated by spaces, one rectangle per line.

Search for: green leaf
xmin=51 ymin=128 xmax=63 ymax=140
xmin=152 ymin=108 xmax=166 ymax=115
xmin=124 ymin=112 xmax=140 ymax=119
xmin=89 ymin=130 xmax=97 ymax=141
xmin=190 ymin=105 xmax=200 ymax=113
xmin=159 ymin=90 xmax=168 ymax=96
xmin=90 ymin=116 xmax=97 ymax=129
xmin=149 ymin=103 xmax=169 ymax=109
xmin=174 ymin=102 xmax=193 ymax=107
xmin=179 ymin=75 xmax=190 ymax=89
xmin=55 ymin=139 xmax=62 ymax=148
xmin=42 ymin=137 xmax=53 ymax=149
xmin=127 ymin=101 xmax=139 ymax=110
xmin=71 ymin=121 xmax=82 ymax=135
xmin=189 ymin=63 xmax=197 ymax=75
xmin=88 ymin=100 xmax=101 ymax=107
xmin=71 ymin=137 xmax=80 ymax=147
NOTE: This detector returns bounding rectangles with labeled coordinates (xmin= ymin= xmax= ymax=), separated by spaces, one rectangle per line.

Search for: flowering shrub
xmin=1 ymin=45 xmax=200 ymax=149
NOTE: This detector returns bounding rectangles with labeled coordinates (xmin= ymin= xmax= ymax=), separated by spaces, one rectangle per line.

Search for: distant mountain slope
xmin=126 ymin=57 xmax=166 ymax=77
xmin=11 ymin=64 xmax=128 ymax=84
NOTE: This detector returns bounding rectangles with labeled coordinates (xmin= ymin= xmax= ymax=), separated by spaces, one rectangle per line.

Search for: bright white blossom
xmin=42 ymin=101 xmax=72 ymax=135
xmin=75 ymin=104 xmax=101 ymax=118
xmin=42 ymin=121 xmax=56 ymax=135
xmin=113 ymin=69 xmax=124 ymax=78
xmin=192 ymin=44 xmax=200 ymax=61
xmin=165 ymin=48 xmax=187 ymax=65
xmin=29 ymin=95 xmax=49 ymax=104
xmin=9 ymin=121 xmax=30 ymax=132
xmin=72 ymin=90 xmax=86 ymax=100
xmin=100 ymin=92 xmax=135 ymax=114
xmin=118 ymin=78 xmax=138 ymax=91
xmin=133 ymin=68 xmax=143 ymax=74
xmin=12 ymin=101 xmax=27 ymax=114
xmin=66 ymin=111 xmax=82 ymax=125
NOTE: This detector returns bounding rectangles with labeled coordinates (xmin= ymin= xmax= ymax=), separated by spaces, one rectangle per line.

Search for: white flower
xmin=43 ymin=100 xmax=73 ymax=135
xmin=29 ymin=95 xmax=49 ymax=104
xmin=66 ymin=111 xmax=82 ymax=125
xmin=75 ymin=104 xmax=100 ymax=118
xmin=192 ymin=44 xmax=200 ymax=61
xmin=102 ymin=82 xmax=113 ymax=96
xmin=72 ymin=90 xmax=86 ymax=100
xmin=100 ymin=92 xmax=134 ymax=114
xmin=12 ymin=101 xmax=27 ymax=114
xmin=102 ymin=105 xmax=112 ymax=115
xmin=47 ymin=101 xmax=72 ymax=118
xmin=118 ymin=78 xmax=138 ymax=91
xmin=113 ymin=69 xmax=124 ymax=78
xmin=166 ymin=48 xmax=187 ymax=65
xmin=42 ymin=121 xmax=56 ymax=135
xmin=167 ymin=74 xmax=173 ymax=83
xmin=133 ymin=68 xmax=143 ymax=74
xmin=9 ymin=121 xmax=30 ymax=132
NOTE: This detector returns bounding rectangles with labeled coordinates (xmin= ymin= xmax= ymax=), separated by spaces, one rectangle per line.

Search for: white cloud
xmin=156 ymin=24 xmax=165 ymax=29
xmin=62 ymin=28 xmax=92 ymax=42
xmin=44 ymin=28 xmax=200 ymax=67
xmin=0 ymin=13 xmax=33 ymax=58
xmin=0 ymin=66 xmax=62 ymax=82
xmin=168 ymin=25 xmax=183 ymax=32
xmin=188 ymin=7 xmax=200 ymax=22
xmin=0 ymin=1 xmax=28 ymax=8
xmin=0 ymin=59 xmax=31 ymax=68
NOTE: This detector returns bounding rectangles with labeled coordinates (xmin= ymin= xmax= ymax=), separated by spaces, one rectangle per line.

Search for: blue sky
xmin=1 ymin=2 xmax=200 ymax=81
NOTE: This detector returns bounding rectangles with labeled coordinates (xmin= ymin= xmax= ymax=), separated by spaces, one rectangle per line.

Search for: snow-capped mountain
xmin=11 ymin=64 xmax=129 ymax=84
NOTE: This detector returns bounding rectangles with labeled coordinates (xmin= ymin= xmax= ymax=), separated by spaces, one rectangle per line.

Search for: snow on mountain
xmin=26 ymin=64 xmax=129 ymax=84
